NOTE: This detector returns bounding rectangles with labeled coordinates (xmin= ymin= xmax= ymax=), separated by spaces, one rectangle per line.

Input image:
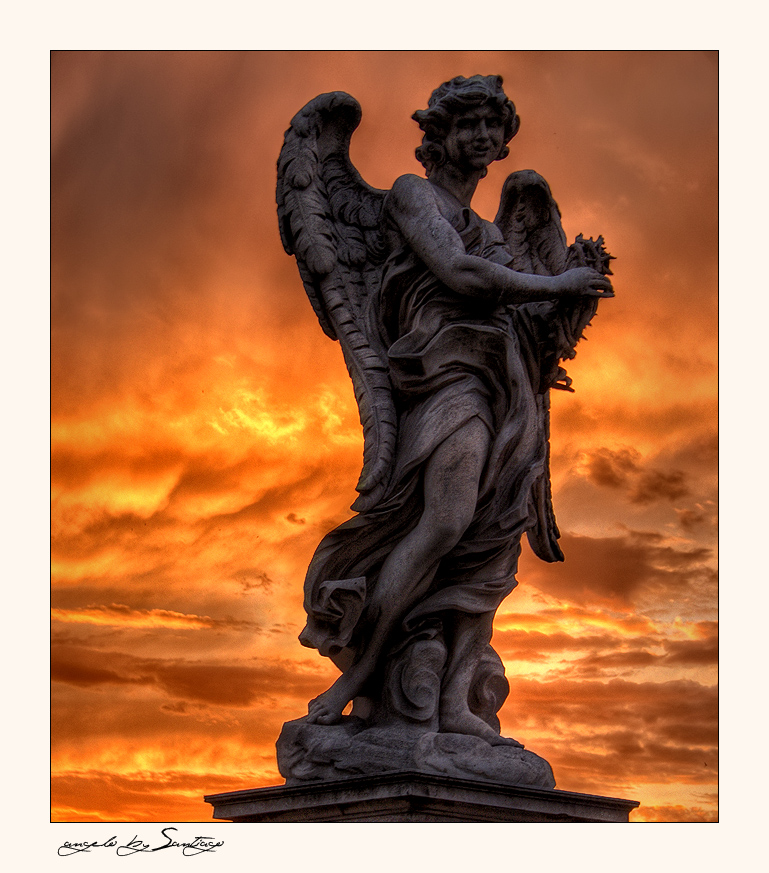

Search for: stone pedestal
xmin=204 ymin=772 xmax=639 ymax=822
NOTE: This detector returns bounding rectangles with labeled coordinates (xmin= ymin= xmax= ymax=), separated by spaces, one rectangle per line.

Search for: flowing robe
xmin=299 ymin=193 xmax=562 ymax=672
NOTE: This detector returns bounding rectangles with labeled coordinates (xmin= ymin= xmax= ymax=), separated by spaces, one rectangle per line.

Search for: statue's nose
xmin=475 ymin=120 xmax=491 ymax=143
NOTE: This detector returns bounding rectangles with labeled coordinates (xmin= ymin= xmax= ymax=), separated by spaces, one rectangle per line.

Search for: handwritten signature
xmin=58 ymin=827 xmax=224 ymax=857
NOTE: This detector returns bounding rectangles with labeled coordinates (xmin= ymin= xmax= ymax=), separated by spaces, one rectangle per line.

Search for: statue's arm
xmin=388 ymin=175 xmax=612 ymax=304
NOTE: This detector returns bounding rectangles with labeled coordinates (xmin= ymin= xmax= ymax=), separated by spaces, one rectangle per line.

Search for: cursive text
xmin=58 ymin=827 xmax=224 ymax=857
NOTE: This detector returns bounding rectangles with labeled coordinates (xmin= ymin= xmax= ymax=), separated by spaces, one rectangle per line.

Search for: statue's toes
xmin=491 ymin=735 xmax=524 ymax=748
xmin=307 ymin=697 xmax=339 ymax=725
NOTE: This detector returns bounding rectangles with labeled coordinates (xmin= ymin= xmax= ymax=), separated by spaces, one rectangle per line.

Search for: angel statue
xmin=275 ymin=75 xmax=613 ymax=779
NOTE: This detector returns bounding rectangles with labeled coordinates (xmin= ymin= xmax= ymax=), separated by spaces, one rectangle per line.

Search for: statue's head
xmin=412 ymin=75 xmax=520 ymax=176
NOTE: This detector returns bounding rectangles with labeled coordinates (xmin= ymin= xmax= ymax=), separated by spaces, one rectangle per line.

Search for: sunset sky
xmin=51 ymin=50 xmax=717 ymax=823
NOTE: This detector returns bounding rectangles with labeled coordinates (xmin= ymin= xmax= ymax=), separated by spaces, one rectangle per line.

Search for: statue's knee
xmin=429 ymin=516 xmax=471 ymax=553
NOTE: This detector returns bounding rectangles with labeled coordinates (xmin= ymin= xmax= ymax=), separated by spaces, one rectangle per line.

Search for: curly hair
xmin=412 ymin=75 xmax=520 ymax=177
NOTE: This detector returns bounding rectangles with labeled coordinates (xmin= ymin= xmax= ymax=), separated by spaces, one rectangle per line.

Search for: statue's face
xmin=443 ymin=105 xmax=506 ymax=173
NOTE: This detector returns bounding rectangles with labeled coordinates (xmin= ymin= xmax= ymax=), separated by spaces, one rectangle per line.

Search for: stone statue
xmin=275 ymin=75 xmax=613 ymax=786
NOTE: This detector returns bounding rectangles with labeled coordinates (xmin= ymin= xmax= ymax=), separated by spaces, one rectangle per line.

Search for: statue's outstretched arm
xmin=389 ymin=175 xmax=613 ymax=304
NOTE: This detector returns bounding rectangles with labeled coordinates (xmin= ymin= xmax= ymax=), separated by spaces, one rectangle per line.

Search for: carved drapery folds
xmin=275 ymin=78 xmax=612 ymax=785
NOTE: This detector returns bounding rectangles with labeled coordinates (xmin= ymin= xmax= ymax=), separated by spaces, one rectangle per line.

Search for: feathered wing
xmin=495 ymin=170 xmax=614 ymax=562
xmin=277 ymin=92 xmax=395 ymax=512
xmin=495 ymin=169 xmax=570 ymax=278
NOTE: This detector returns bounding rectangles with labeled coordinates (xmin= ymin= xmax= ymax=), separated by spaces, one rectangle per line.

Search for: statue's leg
xmin=307 ymin=417 xmax=491 ymax=725
xmin=439 ymin=611 xmax=523 ymax=746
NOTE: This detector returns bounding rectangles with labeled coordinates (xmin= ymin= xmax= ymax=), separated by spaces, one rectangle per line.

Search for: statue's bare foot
xmin=440 ymin=706 xmax=524 ymax=748
xmin=306 ymin=679 xmax=353 ymax=725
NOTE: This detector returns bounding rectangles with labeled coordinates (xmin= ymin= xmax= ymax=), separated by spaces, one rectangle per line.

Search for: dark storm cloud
xmin=51 ymin=671 xmax=313 ymax=753
xmin=583 ymin=446 xmax=640 ymax=489
xmin=51 ymin=659 xmax=145 ymax=688
xmin=51 ymin=644 xmax=325 ymax=708
xmin=630 ymin=469 xmax=690 ymax=505
xmin=524 ymin=529 xmax=714 ymax=607
xmin=497 ymin=618 xmax=717 ymax=680
xmin=676 ymin=505 xmax=717 ymax=531
xmin=509 ymin=676 xmax=716 ymax=738
xmin=51 ymin=506 xmax=179 ymax=561
xmin=506 ymin=676 xmax=717 ymax=791
xmin=581 ymin=446 xmax=691 ymax=505
xmin=662 ymin=635 xmax=718 ymax=666
xmin=561 ymin=644 xmax=716 ymax=681
xmin=52 ymin=445 xmax=187 ymax=490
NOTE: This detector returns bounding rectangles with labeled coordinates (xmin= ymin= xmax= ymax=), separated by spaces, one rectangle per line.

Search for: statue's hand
xmin=555 ymin=267 xmax=614 ymax=298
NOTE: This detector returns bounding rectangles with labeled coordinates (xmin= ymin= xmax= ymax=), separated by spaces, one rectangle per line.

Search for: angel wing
xmin=494 ymin=169 xmax=614 ymax=562
xmin=495 ymin=169 xmax=614 ymax=392
xmin=276 ymin=92 xmax=395 ymax=512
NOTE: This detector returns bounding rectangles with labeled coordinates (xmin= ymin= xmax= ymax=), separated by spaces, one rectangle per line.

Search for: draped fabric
xmin=299 ymin=200 xmax=557 ymax=669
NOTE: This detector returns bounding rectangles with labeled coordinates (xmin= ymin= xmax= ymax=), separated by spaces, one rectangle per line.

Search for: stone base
xmin=276 ymin=717 xmax=555 ymax=788
xmin=204 ymin=772 xmax=639 ymax=822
